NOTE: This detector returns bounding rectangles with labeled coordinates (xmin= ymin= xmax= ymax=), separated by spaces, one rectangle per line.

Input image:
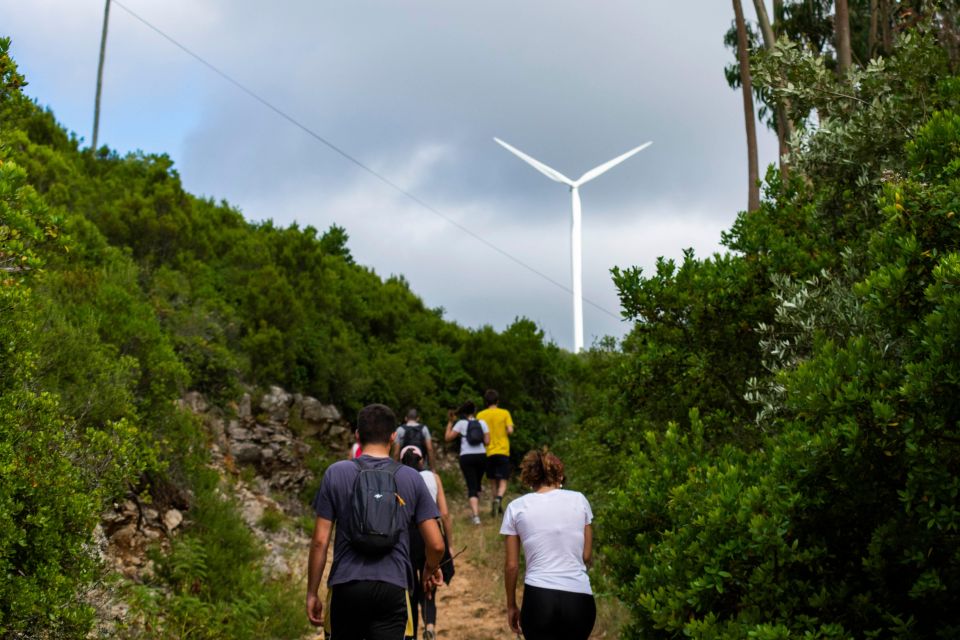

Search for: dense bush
xmin=568 ymin=20 xmax=960 ymax=639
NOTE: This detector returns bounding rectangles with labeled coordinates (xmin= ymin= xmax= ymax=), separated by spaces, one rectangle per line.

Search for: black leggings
xmin=459 ymin=453 xmax=487 ymax=498
xmin=520 ymin=584 xmax=596 ymax=640
xmin=408 ymin=527 xmax=437 ymax=636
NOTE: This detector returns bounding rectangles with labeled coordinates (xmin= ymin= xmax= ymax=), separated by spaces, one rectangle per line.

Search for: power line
xmin=110 ymin=0 xmax=623 ymax=321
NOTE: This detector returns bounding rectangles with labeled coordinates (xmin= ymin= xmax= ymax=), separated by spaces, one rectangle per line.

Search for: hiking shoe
xmin=490 ymin=498 xmax=498 ymax=517
xmin=496 ymin=496 xmax=504 ymax=515
xmin=471 ymin=514 xmax=481 ymax=526
xmin=423 ymin=629 xmax=436 ymax=640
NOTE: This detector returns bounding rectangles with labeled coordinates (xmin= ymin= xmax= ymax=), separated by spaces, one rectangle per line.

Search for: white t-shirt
xmin=452 ymin=419 xmax=489 ymax=456
xmin=499 ymin=489 xmax=593 ymax=595
xmin=419 ymin=469 xmax=438 ymax=503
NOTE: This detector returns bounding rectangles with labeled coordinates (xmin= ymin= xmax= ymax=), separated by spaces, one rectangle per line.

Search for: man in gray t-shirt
xmin=306 ymin=404 xmax=444 ymax=639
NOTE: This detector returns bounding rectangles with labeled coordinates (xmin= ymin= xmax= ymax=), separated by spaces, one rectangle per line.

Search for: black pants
xmin=520 ymin=584 xmax=596 ymax=640
xmin=329 ymin=580 xmax=408 ymax=640
xmin=459 ymin=453 xmax=487 ymax=498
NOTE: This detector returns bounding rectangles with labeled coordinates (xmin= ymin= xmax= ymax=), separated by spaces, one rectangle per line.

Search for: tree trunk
xmin=881 ymin=0 xmax=893 ymax=54
xmin=868 ymin=0 xmax=880 ymax=58
xmin=752 ymin=0 xmax=793 ymax=179
xmin=835 ymin=0 xmax=853 ymax=74
xmin=733 ymin=0 xmax=760 ymax=212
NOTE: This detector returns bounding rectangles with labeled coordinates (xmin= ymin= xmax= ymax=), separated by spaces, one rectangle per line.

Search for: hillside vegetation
xmin=0 ymin=37 xmax=568 ymax=638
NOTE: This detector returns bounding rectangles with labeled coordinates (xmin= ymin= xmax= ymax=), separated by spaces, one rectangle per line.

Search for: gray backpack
xmin=349 ymin=459 xmax=404 ymax=554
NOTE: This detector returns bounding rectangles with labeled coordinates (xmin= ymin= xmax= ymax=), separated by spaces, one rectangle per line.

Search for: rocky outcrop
xmin=94 ymin=386 xmax=350 ymax=633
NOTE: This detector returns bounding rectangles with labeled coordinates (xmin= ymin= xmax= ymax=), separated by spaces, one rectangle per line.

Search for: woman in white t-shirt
xmin=500 ymin=449 xmax=595 ymax=639
xmin=444 ymin=401 xmax=490 ymax=525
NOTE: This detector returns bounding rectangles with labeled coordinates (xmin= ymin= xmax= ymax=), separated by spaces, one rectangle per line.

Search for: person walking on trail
xmin=476 ymin=389 xmax=514 ymax=516
xmin=392 ymin=408 xmax=434 ymax=468
xmin=444 ymin=400 xmax=490 ymax=525
xmin=306 ymin=404 xmax=446 ymax=639
xmin=400 ymin=445 xmax=454 ymax=640
xmin=501 ymin=449 xmax=596 ymax=640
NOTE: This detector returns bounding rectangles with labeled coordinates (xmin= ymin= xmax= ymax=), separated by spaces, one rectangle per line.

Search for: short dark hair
xmin=406 ymin=408 xmax=419 ymax=421
xmin=357 ymin=404 xmax=396 ymax=445
xmin=483 ymin=389 xmax=499 ymax=407
xmin=458 ymin=400 xmax=476 ymax=418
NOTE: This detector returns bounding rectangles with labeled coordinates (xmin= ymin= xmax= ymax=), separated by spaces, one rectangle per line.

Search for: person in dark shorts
xmin=477 ymin=389 xmax=515 ymax=516
xmin=444 ymin=400 xmax=489 ymax=525
xmin=501 ymin=449 xmax=596 ymax=640
xmin=306 ymin=403 xmax=445 ymax=639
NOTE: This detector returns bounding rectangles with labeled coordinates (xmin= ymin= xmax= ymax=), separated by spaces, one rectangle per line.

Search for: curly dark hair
xmin=519 ymin=448 xmax=564 ymax=489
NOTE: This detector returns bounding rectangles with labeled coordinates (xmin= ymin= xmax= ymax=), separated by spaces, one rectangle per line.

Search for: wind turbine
xmin=494 ymin=137 xmax=652 ymax=353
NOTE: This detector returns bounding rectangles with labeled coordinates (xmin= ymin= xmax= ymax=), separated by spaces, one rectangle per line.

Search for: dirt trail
xmin=430 ymin=497 xmax=514 ymax=640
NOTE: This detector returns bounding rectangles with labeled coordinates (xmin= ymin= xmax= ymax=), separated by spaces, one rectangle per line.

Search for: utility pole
xmin=92 ymin=0 xmax=111 ymax=150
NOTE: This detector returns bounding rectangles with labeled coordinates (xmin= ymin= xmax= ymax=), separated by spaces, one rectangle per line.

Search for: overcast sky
xmin=2 ymin=0 xmax=778 ymax=351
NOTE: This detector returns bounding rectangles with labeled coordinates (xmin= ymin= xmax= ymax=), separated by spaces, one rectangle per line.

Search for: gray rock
xmin=227 ymin=421 xmax=253 ymax=441
xmin=301 ymin=397 xmax=340 ymax=423
xmin=238 ymin=393 xmax=252 ymax=420
xmin=260 ymin=386 xmax=293 ymax=422
xmin=182 ymin=391 xmax=208 ymax=414
xmin=163 ymin=509 xmax=183 ymax=531
xmin=231 ymin=442 xmax=263 ymax=465
xmin=328 ymin=425 xmax=350 ymax=439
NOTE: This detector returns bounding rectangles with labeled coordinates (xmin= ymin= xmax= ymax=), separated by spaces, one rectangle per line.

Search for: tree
xmin=733 ymin=0 xmax=761 ymax=211
xmin=835 ymin=0 xmax=853 ymax=73
xmin=752 ymin=0 xmax=795 ymax=177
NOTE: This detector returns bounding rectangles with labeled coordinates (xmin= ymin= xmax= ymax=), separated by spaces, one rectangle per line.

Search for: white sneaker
xmin=471 ymin=514 xmax=481 ymax=526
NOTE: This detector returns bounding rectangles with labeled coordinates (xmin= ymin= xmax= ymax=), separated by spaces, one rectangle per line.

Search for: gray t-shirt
xmin=312 ymin=455 xmax=440 ymax=591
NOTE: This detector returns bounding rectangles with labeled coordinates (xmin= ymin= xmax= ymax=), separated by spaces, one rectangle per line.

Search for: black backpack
xmin=398 ymin=424 xmax=427 ymax=455
xmin=465 ymin=419 xmax=485 ymax=446
xmin=349 ymin=459 xmax=405 ymax=555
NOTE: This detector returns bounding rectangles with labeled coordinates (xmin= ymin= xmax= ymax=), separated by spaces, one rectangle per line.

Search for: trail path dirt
xmin=429 ymin=496 xmax=513 ymax=640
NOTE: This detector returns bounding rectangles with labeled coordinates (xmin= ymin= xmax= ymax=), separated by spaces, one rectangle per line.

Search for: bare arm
xmin=434 ymin=472 xmax=453 ymax=550
xmin=306 ymin=517 xmax=333 ymax=626
xmin=504 ymin=534 xmax=522 ymax=634
xmin=425 ymin=436 xmax=435 ymax=467
xmin=583 ymin=523 xmax=593 ymax=567
xmin=444 ymin=419 xmax=458 ymax=442
xmin=417 ymin=517 xmax=446 ymax=595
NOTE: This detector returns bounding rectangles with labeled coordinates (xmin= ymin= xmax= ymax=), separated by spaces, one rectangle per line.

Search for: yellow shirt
xmin=477 ymin=406 xmax=514 ymax=457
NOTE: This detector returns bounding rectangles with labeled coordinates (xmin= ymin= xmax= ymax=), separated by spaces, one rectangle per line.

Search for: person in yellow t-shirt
xmin=477 ymin=389 xmax=515 ymax=516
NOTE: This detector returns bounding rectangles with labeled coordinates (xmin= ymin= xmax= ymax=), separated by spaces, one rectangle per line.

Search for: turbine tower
xmin=494 ymin=137 xmax=651 ymax=353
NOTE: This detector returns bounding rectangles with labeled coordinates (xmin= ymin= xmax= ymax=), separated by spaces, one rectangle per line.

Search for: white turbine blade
xmin=494 ymin=137 xmax=574 ymax=186
xmin=575 ymin=141 xmax=652 ymax=186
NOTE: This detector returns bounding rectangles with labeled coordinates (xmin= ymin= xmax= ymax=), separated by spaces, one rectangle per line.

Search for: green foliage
xmin=128 ymin=470 xmax=310 ymax=640
xmin=582 ymin=16 xmax=960 ymax=639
